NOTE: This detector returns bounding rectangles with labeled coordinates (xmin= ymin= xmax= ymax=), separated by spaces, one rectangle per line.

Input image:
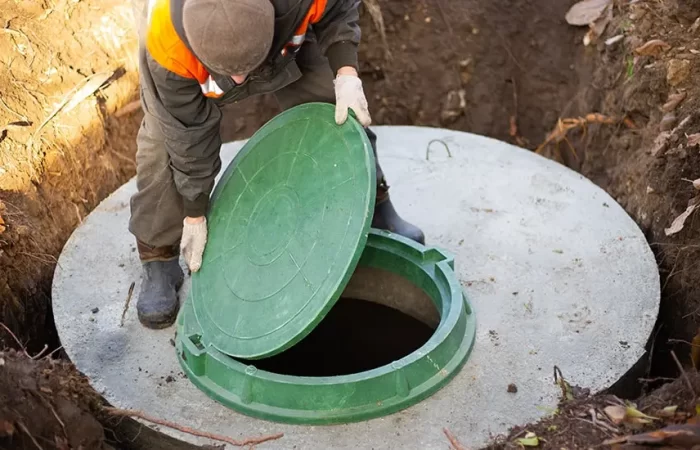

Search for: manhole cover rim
xmin=176 ymin=230 xmax=477 ymax=425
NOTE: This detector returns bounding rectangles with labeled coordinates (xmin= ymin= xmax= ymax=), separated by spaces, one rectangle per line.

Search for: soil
xmin=483 ymin=371 xmax=700 ymax=450
xmin=3 ymin=0 xmax=700 ymax=447
xmin=0 ymin=350 xmax=108 ymax=449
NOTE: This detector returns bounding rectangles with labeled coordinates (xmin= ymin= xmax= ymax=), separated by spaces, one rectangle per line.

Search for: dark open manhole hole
xmin=236 ymin=294 xmax=436 ymax=377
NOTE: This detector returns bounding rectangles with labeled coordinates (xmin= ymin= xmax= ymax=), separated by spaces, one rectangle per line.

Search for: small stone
xmin=646 ymin=186 xmax=655 ymax=194
xmin=165 ymin=375 xmax=175 ymax=383
xmin=91 ymin=307 xmax=99 ymax=314
xmin=660 ymin=113 xmax=677 ymax=131
xmin=424 ymin=17 xmax=431 ymax=23
xmin=667 ymin=59 xmax=691 ymax=86
xmin=169 ymin=338 xmax=176 ymax=347
xmin=507 ymin=383 xmax=518 ymax=393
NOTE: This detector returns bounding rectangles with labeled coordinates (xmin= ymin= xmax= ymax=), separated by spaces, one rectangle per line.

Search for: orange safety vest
xmin=146 ymin=0 xmax=328 ymax=98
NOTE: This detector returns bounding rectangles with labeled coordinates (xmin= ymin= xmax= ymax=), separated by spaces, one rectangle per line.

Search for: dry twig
xmin=577 ymin=418 xmax=614 ymax=436
xmin=105 ymin=408 xmax=283 ymax=447
xmin=443 ymin=427 xmax=467 ymax=450
xmin=536 ymin=113 xmax=619 ymax=159
xmin=363 ymin=0 xmax=391 ymax=60
xmin=671 ymin=350 xmax=697 ymax=400
xmin=31 ymin=344 xmax=49 ymax=360
xmin=17 ymin=421 xmax=43 ymax=450
xmin=590 ymin=408 xmax=619 ymax=433
xmin=0 ymin=322 xmax=30 ymax=357
xmin=120 ymin=282 xmax=136 ymax=327
xmin=668 ymin=338 xmax=700 ymax=348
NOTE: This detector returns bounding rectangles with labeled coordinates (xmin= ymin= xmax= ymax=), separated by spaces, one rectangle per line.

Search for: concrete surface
xmin=53 ymin=126 xmax=660 ymax=449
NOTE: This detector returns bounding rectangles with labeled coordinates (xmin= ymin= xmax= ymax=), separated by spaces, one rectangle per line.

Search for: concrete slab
xmin=52 ymin=126 xmax=660 ymax=449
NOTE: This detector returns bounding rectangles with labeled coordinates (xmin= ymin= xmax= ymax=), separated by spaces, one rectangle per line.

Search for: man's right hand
xmin=181 ymin=216 xmax=207 ymax=272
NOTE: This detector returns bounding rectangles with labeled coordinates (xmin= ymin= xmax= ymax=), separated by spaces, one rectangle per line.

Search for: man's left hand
xmin=334 ymin=67 xmax=371 ymax=127
xmin=181 ymin=216 xmax=207 ymax=272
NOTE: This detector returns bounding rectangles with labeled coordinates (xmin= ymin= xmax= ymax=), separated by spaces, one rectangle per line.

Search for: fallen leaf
xmin=517 ymin=432 xmax=540 ymax=447
xmin=583 ymin=4 xmax=612 ymax=45
xmin=660 ymin=113 xmax=677 ymax=132
xmin=659 ymin=405 xmax=679 ymax=418
xmin=662 ymin=91 xmax=687 ymax=112
xmin=605 ymin=405 xmax=627 ymax=424
xmin=688 ymin=133 xmax=700 ymax=147
xmin=651 ymin=131 xmax=671 ymax=156
xmin=605 ymin=404 xmax=659 ymax=425
xmin=665 ymin=195 xmax=700 ymax=236
xmin=635 ymin=39 xmax=672 ymax=56
xmin=565 ymin=0 xmax=612 ymax=26
xmin=625 ymin=425 xmax=700 ymax=446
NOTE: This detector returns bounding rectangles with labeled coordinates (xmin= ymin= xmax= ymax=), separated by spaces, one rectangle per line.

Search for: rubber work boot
xmin=136 ymin=259 xmax=184 ymax=329
xmin=372 ymin=178 xmax=425 ymax=245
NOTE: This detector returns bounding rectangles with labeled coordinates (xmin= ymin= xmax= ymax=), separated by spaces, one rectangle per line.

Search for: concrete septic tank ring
xmin=177 ymin=230 xmax=476 ymax=425
xmin=53 ymin=127 xmax=659 ymax=449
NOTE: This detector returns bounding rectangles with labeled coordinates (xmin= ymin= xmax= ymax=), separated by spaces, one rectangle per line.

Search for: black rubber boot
xmin=363 ymin=128 xmax=426 ymax=245
xmin=372 ymin=180 xmax=426 ymax=245
xmin=136 ymin=259 xmax=184 ymax=329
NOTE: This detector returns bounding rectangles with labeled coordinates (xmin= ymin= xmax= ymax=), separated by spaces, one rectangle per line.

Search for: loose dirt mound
xmin=484 ymin=372 xmax=700 ymax=449
xmin=0 ymin=350 xmax=108 ymax=449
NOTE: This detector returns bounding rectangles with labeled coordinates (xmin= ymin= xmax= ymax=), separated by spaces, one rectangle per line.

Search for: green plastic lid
xmin=190 ymin=103 xmax=376 ymax=360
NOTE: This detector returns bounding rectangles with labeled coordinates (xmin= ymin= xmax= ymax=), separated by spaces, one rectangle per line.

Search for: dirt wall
xmin=0 ymin=0 xmax=145 ymax=349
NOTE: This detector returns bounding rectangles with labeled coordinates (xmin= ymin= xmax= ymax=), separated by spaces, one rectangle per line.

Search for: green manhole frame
xmin=176 ymin=230 xmax=477 ymax=425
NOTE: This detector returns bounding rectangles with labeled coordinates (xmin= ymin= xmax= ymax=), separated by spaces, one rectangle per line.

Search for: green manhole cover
xmin=190 ymin=103 xmax=376 ymax=360
xmin=177 ymin=230 xmax=477 ymax=425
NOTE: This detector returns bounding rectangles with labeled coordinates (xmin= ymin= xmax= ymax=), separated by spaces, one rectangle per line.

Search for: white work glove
xmin=334 ymin=74 xmax=372 ymax=127
xmin=181 ymin=217 xmax=207 ymax=272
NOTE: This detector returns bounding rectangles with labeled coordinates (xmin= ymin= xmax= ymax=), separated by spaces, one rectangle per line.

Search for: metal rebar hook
xmin=425 ymin=139 xmax=452 ymax=161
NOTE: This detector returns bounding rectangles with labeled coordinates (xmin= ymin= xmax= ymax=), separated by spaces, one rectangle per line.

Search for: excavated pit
xmin=5 ymin=0 xmax=700 ymax=447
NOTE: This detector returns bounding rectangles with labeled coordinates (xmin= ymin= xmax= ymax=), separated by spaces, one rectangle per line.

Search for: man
xmin=130 ymin=0 xmax=425 ymax=329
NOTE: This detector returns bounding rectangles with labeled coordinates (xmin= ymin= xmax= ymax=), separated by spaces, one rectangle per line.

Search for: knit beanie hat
xmin=182 ymin=0 xmax=274 ymax=76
